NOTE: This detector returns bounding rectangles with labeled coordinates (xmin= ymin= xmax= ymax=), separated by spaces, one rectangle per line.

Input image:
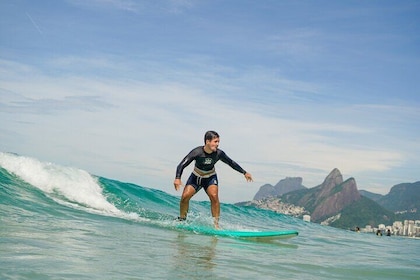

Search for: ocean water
xmin=0 ymin=152 xmax=419 ymax=280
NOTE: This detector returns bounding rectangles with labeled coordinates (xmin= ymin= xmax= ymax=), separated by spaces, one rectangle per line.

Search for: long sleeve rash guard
xmin=175 ymin=146 xmax=246 ymax=179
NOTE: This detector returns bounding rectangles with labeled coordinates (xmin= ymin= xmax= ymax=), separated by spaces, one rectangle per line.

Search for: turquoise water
xmin=1 ymin=152 xmax=419 ymax=279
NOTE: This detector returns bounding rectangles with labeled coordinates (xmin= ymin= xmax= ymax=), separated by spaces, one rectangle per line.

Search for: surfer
xmin=174 ymin=130 xmax=253 ymax=229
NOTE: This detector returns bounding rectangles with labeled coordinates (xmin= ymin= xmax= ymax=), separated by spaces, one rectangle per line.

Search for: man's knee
xmin=181 ymin=185 xmax=195 ymax=201
xmin=206 ymin=186 xmax=219 ymax=202
xmin=181 ymin=194 xmax=192 ymax=203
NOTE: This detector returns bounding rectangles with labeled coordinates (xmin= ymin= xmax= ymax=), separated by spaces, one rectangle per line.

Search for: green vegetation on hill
xmin=330 ymin=196 xmax=396 ymax=229
xmin=359 ymin=190 xmax=382 ymax=201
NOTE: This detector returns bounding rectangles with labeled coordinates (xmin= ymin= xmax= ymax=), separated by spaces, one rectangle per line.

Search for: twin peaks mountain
xmin=237 ymin=168 xmax=419 ymax=230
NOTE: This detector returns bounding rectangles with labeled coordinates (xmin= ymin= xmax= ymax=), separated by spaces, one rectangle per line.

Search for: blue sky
xmin=1 ymin=0 xmax=419 ymax=202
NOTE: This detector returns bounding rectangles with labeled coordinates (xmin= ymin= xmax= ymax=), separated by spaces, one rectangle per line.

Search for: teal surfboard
xmin=175 ymin=224 xmax=298 ymax=240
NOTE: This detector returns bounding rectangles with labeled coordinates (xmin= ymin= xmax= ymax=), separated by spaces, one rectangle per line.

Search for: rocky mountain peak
xmin=323 ymin=168 xmax=343 ymax=188
xmin=311 ymin=177 xmax=360 ymax=221
xmin=316 ymin=168 xmax=343 ymax=200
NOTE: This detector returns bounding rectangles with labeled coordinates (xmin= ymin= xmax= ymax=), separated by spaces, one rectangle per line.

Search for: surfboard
xmin=175 ymin=224 xmax=298 ymax=240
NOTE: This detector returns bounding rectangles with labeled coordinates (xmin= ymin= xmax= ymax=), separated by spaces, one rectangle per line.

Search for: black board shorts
xmin=186 ymin=173 xmax=218 ymax=193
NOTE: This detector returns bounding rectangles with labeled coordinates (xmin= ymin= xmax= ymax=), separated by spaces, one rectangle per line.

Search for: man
xmin=173 ymin=130 xmax=253 ymax=228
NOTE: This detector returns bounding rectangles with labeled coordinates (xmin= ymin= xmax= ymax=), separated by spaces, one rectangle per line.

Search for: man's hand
xmin=174 ymin=178 xmax=183 ymax=191
xmin=244 ymin=172 xmax=253 ymax=182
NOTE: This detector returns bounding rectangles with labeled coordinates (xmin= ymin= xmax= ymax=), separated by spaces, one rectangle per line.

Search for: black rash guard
xmin=175 ymin=146 xmax=247 ymax=179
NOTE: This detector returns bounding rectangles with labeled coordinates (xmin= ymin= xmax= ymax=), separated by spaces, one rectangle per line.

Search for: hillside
xmin=359 ymin=190 xmax=383 ymax=202
xmin=377 ymin=182 xmax=420 ymax=211
xmin=330 ymin=196 xmax=395 ymax=229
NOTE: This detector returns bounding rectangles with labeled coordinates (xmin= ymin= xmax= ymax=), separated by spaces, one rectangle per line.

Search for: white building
xmin=393 ymin=221 xmax=403 ymax=235
xmin=403 ymin=220 xmax=409 ymax=236
xmin=407 ymin=220 xmax=415 ymax=237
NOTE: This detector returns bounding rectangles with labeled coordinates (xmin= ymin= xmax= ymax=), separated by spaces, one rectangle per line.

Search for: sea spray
xmin=0 ymin=152 xmax=140 ymax=220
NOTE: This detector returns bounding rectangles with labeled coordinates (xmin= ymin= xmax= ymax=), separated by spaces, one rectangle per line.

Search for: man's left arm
xmin=219 ymin=150 xmax=252 ymax=181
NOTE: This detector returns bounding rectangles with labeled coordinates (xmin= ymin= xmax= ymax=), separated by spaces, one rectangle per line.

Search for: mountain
xmin=239 ymin=168 xmax=419 ymax=229
xmin=281 ymin=168 xmax=361 ymax=222
xmin=358 ymin=182 xmax=420 ymax=220
xmin=377 ymin=181 xmax=420 ymax=211
xmin=377 ymin=181 xmax=420 ymax=220
xmin=253 ymin=177 xmax=306 ymax=200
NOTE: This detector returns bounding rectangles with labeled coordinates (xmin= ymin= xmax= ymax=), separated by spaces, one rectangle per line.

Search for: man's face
xmin=206 ymin=137 xmax=219 ymax=152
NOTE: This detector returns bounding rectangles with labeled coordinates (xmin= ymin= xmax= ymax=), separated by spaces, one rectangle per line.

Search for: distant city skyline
xmin=361 ymin=220 xmax=420 ymax=237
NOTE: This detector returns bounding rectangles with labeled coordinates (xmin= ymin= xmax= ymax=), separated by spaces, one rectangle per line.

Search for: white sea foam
xmin=0 ymin=152 xmax=143 ymax=221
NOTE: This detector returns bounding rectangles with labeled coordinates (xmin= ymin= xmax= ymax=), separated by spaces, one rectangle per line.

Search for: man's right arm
xmin=175 ymin=147 xmax=200 ymax=179
xmin=174 ymin=147 xmax=199 ymax=191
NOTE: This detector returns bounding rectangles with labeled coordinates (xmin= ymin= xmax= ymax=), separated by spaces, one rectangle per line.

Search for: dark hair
xmin=204 ymin=130 xmax=219 ymax=143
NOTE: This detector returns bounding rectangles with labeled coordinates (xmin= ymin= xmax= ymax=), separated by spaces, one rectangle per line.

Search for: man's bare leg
xmin=206 ymin=185 xmax=220 ymax=229
xmin=179 ymin=185 xmax=195 ymax=219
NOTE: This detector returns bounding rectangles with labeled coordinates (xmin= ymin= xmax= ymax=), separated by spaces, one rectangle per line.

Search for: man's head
xmin=204 ymin=131 xmax=220 ymax=152
xmin=204 ymin=130 xmax=219 ymax=143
